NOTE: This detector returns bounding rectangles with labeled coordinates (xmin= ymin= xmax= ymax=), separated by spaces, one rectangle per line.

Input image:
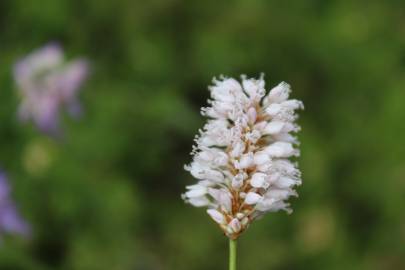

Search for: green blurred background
xmin=0 ymin=0 xmax=404 ymax=269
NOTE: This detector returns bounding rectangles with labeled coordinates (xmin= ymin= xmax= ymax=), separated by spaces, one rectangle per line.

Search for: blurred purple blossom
xmin=14 ymin=43 xmax=89 ymax=136
xmin=0 ymin=171 xmax=30 ymax=238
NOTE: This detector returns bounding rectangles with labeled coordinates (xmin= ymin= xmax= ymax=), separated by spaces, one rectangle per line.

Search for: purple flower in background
xmin=14 ymin=43 xmax=89 ymax=136
xmin=0 ymin=171 xmax=30 ymax=238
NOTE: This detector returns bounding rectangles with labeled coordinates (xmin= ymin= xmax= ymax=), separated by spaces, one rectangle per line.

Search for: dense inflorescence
xmin=182 ymin=75 xmax=303 ymax=239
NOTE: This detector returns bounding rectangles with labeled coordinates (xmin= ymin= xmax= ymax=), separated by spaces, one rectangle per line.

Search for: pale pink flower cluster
xmin=183 ymin=75 xmax=303 ymax=239
xmin=14 ymin=43 xmax=89 ymax=135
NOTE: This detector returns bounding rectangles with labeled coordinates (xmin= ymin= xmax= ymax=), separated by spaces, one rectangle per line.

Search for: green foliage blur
xmin=1 ymin=0 xmax=404 ymax=269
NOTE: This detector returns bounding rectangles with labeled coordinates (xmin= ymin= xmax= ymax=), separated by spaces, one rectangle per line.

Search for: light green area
xmin=229 ymin=239 xmax=237 ymax=270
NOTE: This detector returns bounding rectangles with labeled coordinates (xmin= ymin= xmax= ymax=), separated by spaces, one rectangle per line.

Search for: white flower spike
xmin=183 ymin=74 xmax=303 ymax=239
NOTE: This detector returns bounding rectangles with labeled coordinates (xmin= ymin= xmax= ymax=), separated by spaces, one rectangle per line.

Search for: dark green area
xmin=0 ymin=0 xmax=404 ymax=269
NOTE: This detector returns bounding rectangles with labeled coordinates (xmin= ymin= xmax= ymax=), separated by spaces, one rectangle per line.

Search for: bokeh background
xmin=1 ymin=0 xmax=405 ymax=269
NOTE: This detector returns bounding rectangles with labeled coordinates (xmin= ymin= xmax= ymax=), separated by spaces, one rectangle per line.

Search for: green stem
xmin=229 ymin=239 xmax=237 ymax=270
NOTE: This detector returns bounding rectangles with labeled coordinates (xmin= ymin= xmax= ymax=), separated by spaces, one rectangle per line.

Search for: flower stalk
xmin=229 ymin=239 xmax=237 ymax=270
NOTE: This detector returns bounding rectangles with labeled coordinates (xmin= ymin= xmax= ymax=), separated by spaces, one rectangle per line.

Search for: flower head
xmin=14 ymin=43 xmax=89 ymax=136
xmin=183 ymin=74 xmax=303 ymax=239
xmin=0 ymin=171 xmax=30 ymax=238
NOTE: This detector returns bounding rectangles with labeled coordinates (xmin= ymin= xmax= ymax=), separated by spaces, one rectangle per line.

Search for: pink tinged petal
xmin=221 ymin=78 xmax=243 ymax=92
xmin=272 ymin=160 xmax=298 ymax=175
xmin=197 ymin=149 xmax=228 ymax=166
xmin=281 ymin=99 xmax=304 ymax=110
xmin=194 ymin=147 xmax=224 ymax=166
xmin=266 ymin=189 xmax=291 ymax=200
xmin=236 ymin=153 xmax=254 ymax=169
xmin=250 ymin=173 xmax=267 ymax=188
xmin=253 ymin=121 xmax=267 ymax=132
xmin=265 ymin=82 xmax=291 ymax=104
xmin=264 ymin=121 xmax=285 ymax=134
xmin=198 ymin=180 xmax=216 ymax=187
xmin=188 ymin=197 xmax=210 ymax=207
xmin=214 ymin=101 xmax=235 ymax=116
xmin=264 ymin=201 xmax=292 ymax=214
xmin=256 ymin=163 xmax=272 ymax=173
xmin=242 ymin=78 xmax=257 ymax=97
xmin=274 ymin=177 xmax=298 ymax=188
xmin=229 ymin=218 xmax=242 ymax=233
xmin=256 ymin=198 xmax=277 ymax=211
xmin=273 ymin=133 xmax=298 ymax=143
xmin=242 ymin=81 xmax=264 ymax=102
xmin=198 ymin=151 xmax=212 ymax=162
xmin=213 ymin=151 xmax=228 ymax=166
xmin=230 ymin=141 xmax=245 ymax=157
xmin=187 ymin=163 xmax=224 ymax=182
xmin=268 ymin=172 xmax=282 ymax=183
xmin=245 ymin=192 xmax=262 ymax=205
xmin=264 ymin=142 xmax=299 ymax=158
xmin=241 ymin=74 xmax=266 ymax=98
xmin=253 ymin=151 xmax=270 ymax=166
xmin=245 ymin=130 xmax=261 ymax=143
xmin=264 ymin=121 xmax=296 ymax=135
xmin=206 ymin=170 xmax=225 ymax=182
xmin=207 ymin=209 xmax=226 ymax=224
xmin=265 ymin=103 xmax=283 ymax=116
xmin=219 ymin=195 xmax=232 ymax=212
xmin=185 ymin=185 xmax=207 ymax=198
xmin=247 ymin=107 xmax=257 ymax=124
xmin=201 ymin=106 xmax=221 ymax=118
xmin=208 ymin=188 xmax=232 ymax=212
xmin=199 ymin=136 xmax=216 ymax=147
xmin=210 ymin=78 xmax=243 ymax=102
xmin=231 ymin=173 xmax=244 ymax=189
